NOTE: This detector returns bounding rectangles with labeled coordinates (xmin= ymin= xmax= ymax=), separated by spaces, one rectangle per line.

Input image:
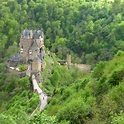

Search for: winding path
xmin=31 ymin=74 xmax=48 ymax=110
xmin=26 ymin=64 xmax=48 ymax=111
xmin=74 ymin=64 xmax=91 ymax=72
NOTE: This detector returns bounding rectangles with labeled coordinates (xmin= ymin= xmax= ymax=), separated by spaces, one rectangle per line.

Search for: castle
xmin=20 ymin=30 xmax=45 ymax=72
xmin=8 ymin=30 xmax=45 ymax=81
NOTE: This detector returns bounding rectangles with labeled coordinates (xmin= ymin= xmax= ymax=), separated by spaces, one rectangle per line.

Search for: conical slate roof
xmin=33 ymin=30 xmax=43 ymax=39
xmin=33 ymin=56 xmax=41 ymax=63
xmin=39 ymin=54 xmax=43 ymax=61
xmin=30 ymin=41 xmax=38 ymax=50
xmin=21 ymin=30 xmax=30 ymax=39
xmin=9 ymin=53 xmax=20 ymax=61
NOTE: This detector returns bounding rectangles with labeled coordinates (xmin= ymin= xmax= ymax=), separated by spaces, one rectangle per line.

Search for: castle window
xmin=40 ymin=48 xmax=43 ymax=53
xmin=39 ymin=36 xmax=41 ymax=39
xmin=29 ymin=50 xmax=32 ymax=55
xmin=20 ymin=50 xmax=23 ymax=54
xmin=20 ymin=47 xmax=23 ymax=53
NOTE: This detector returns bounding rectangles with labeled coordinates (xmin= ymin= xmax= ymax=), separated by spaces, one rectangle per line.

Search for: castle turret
xmin=30 ymin=30 xmax=33 ymax=38
xmin=67 ymin=54 xmax=71 ymax=69
xmin=19 ymin=29 xmax=45 ymax=65
xmin=31 ymin=57 xmax=41 ymax=72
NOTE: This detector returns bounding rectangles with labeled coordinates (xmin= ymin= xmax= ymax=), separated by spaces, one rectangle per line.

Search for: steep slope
xmin=40 ymin=50 xmax=124 ymax=124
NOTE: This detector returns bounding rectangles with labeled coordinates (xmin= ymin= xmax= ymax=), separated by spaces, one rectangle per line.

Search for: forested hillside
xmin=28 ymin=50 xmax=124 ymax=124
xmin=1 ymin=50 xmax=124 ymax=124
xmin=0 ymin=0 xmax=124 ymax=65
xmin=0 ymin=0 xmax=124 ymax=123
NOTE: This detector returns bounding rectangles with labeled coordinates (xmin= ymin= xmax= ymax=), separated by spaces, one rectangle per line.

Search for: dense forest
xmin=0 ymin=0 xmax=124 ymax=65
xmin=0 ymin=0 xmax=124 ymax=123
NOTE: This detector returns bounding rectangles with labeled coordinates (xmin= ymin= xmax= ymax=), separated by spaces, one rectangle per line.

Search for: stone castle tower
xmin=20 ymin=30 xmax=45 ymax=73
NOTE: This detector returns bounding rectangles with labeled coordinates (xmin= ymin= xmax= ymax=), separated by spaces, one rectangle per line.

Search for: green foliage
xmin=108 ymin=82 xmax=124 ymax=109
xmin=5 ymin=42 xmax=19 ymax=59
xmin=0 ymin=114 xmax=16 ymax=124
xmin=108 ymin=68 xmax=124 ymax=86
xmin=1 ymin=0 xmax=124 ymax=123
xmin=92 ymin=61 xmax=107 ymax=80
xmin=92 ymin=51 xmax=124 ymax=97
xmin=0 ymin=0 xmax=124 ymax=65
xmin=50 ymin=68 xmax=61 ymax=87
xmin=42 ymin=53 xmax=83 ymax=96
xmin=0 ymin=63 xmax=6 ymax=87
xmin=57 ymin=98 xmax=93 ymax=124
xmin=44 ymin=51 xmax=124 ymax=124
xmin=5 ymin=73 xmax=19 ymax=93
xmin=115 ymin=50 xmax=124 ymax=57
xmin=111 ymin=111 xmax=124 ymax=124
xmin=29 ymin=112 xmax=57 ymax=124
xmin=18 ymin=65 xmax=26 ymax=71
xmin=19 ymin=76 xmax=30 ymax=90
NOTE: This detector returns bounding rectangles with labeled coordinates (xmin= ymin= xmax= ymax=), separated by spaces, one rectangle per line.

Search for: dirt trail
xmin=74 ymin=64 xmax=91 ymax=73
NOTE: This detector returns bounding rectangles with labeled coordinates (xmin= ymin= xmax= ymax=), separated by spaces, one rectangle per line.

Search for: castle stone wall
xmin=20 ymin=38 xmax=33 ymax=62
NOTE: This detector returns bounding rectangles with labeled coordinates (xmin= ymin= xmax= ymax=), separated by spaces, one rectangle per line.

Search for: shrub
xmin=18 ymin=65 xmax=26 ymax=71
xmin=29 ymin=112 xmax=57 ymax=124
xmin=115 ymin=50 xmax=124 ymax=57
xmin=108 ymin=82 xmax=124 ymax=108
xmin=57 ymin=98 xmax=92 ymax=124
xmin=92 ymin=61 xmax=106 ymax=80
xmin=108 ymin=68 xmax=124 ymax=86
xmin=0 ymin=114 xmax=16 ymax=124
xmin=111 ymin=111 xmax=124 ymax=124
